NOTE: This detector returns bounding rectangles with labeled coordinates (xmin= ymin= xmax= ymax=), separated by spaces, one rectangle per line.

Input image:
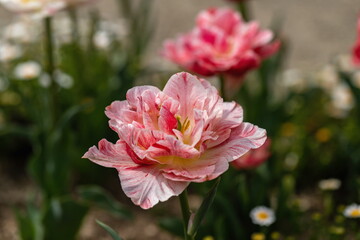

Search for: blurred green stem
xmin=179 ymin=189 xmax=194 ymax=240
xmin=238 ymin=1 xmax=251 ymax=21
xmin=219 ymin=75 xmax=226 ymax=101
xmin=44 ymin=16 xmax=57 ymax=127
xmin=68 ymin=7 xmax=85 ymax=95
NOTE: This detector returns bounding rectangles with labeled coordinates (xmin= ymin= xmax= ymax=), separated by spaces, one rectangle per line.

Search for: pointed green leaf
xmin=188 ymin=178 xmax=221 ymax=237
xmin=77 ymin=185 xmax=132 ymax=219
xmin=96 ymin=220 xmax=123 ymax=240
xmin=158 ymin=217 xmax=183 ymax=237
xmin=43 ymin=197 xmax=89 ymax=240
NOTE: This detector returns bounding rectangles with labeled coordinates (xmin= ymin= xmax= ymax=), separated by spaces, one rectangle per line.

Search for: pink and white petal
xmin=118 ymin=166 xmax=188 ymax=209
xmin=216 ymin=101 xmax=243 ymax=129
xmin=126 ymin=86 xmax=160 ymax=109
xmin=83 ymin=139 xmax=137 ymax=168
xmin=105 ymin=100 xmax=138 ymax=124
xmin=158 ymin=105 xmax=178 ymax=134
xmin=205 ymin=122 xmax=267 ymax=163
xmin=162 ymin=153 xmax=229 ymax=183
xmin=253 ymin=30 xmax=273 ymax=47
xmin=163 ymin=72 xmax=210 ymax=119
xmin=255 ymin=40 xmax=281 ymax=59
xmin=147 ymin=135 xmax=200 ymax=161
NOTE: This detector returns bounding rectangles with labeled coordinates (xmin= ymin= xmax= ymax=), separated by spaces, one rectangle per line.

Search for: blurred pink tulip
xmin=353 ymin=16 xmax=360 ymax=66
xmin=0 ymin=0 xmax=66 ymax=18
xmin=231 ymin=138 xmax=271 ymax=169
xmin=83 ymin=72 xmax=267 ymax=209
xmin=162 ymin=7 xmax=280 ymax=78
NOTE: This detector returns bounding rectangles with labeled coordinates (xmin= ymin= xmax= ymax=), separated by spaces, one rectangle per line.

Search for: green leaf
xmin=43 ymin=197 xmax=88 ymax=240
xmin=77 ymin=185 xmax=132 ymax=219
xmin=188 ymin=178 xmax=221 ymax=237
xmin=14 ymin=199 xmax=44 ymax=240
xmin=158 ymin=217 xmax=183 ymax=237
xmin=96 ymin=220 xmax=123 ymax=240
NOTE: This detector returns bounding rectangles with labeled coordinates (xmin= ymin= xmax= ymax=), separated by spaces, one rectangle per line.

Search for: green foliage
xmin=96 ymin=220 xmax=123 ymax=240
xmin=77 ymin=185 xmax=133 ymax=219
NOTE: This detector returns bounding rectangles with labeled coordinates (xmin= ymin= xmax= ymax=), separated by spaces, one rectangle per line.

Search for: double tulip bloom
xmin=84 ymin=72 xmax=267 ymax=209
xmin=0 ymin=0 xmax=66 ymax=17
xmin=353 ymin=16 xmax=360 ymax=66
xmin=162 ymin=7 xmax=280 ymax=78
xmin=0 ymin=0 xmax=93 ymax=17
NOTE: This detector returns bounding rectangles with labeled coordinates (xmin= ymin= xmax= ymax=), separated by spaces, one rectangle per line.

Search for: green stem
xmin=179 ymin=190 xmax=194 ymax=240
xmin=219 ymin=75 xmax=226 ymax=101
xmin=238 ymin=1 xmax=251 ymax=21
xmin=44 ymin=16 xmax=57 ymax=128
xmin=68 ymin=7 xmax=85 ymax=96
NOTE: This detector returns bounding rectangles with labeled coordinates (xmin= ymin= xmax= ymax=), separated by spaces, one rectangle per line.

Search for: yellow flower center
xmin=257 ymin=211 xmax=269 ymax=220
xmin=315 ymin=128 xmax=331 ymax=143
xmin=350 ymin=209 xmax=360 ymax=217
xmin=251 ymin=233 xmax=265 ymax=240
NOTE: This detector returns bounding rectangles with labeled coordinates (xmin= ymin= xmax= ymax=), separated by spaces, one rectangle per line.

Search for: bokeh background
xmin=1 ymin=0 xmax=357 ymax=70
xmin=0 ymin=0 xmax=359 ymax=239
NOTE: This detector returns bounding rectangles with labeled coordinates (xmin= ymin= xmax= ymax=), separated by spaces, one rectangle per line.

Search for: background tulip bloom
xmin=84 ymin=72 xmax=266 ymax=209
xmin=162 ymin=8 xmax=280 ymax=78
xmin=0 ymin=0 xmax=66 ymax=17
xmin=231 ymin=138 xmax=271 ymax=169
xmin=352 ymin=16 xmax=360 ymax=66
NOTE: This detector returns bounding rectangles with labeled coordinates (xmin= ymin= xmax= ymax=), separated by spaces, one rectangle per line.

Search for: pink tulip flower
xmin=353 ymin=16 xmax=360 ymax=66
xmin=231 ymin=138 xmax=271 ymax=169
xmin=83 ymin=72 xmax=267 ymax=209
xmin=162 ymin=8 xmax=280 ymax=78
xmin=0 ymin=0 xmax=66 ymax=18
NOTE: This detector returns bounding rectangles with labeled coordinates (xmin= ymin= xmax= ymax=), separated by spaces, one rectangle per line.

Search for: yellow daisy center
xmin=256 ymin=211 xmax=269 ymax=220
xmin=350 ymin=209 xmax=360 ymax=217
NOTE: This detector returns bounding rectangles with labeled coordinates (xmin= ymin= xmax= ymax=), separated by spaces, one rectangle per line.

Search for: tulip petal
xmin=118 ymin=166 xmax=188 ymax=209
xmin=83 ymin=139 xmax=136 ymax=168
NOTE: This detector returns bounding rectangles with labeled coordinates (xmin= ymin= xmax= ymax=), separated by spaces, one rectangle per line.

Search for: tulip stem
xmin=179 ymin=189 xmax=194 ymax=240
xmin=238 ymin=2 xmax=251 ymax=21
xmin=44 ymin=16 xmax=58 ymax=127
xmin=219 ymin=75 xmax=227 ymax=101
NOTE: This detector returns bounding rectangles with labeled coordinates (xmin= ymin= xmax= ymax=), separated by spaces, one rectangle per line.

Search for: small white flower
xmin=99 ymin=19 xmax=128 ymax=40
xmin=317 ymin=65 xmax=339 ymax=91
xmin=282 ymin=69 xmax=307 ymax=93
xmin=330 ymin=83 xmax=354 ymax=112
xmin=250 ymin=206 xmax=275 ymax=226
xmin=54 ymin=70 xmax=73 ymax=88
xmin=14 ymin=61 xmax=42 ymax=80
xmin=93 ymin=30 xmax=112 ymax=49
xmin=343 ymin=203 xmax=360 ymax=218
xmin=0 ymin=42 xmax=22 ymax=62
xmin=38 ymin=73 xmax=51 ymax=87
xmin=3 ymin=20 xmax=39 ymax=43
xmin=318 ymin=178 xmax=341 ymax=191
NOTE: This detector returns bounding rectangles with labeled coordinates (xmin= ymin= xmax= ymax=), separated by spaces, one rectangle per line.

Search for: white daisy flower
xmin=0 ymin=42 xmax=22 ymax=62
xmin=343 ymin=203 xmax=360 ymax=218
xmin=14 ymin=61 xmax=42 ymax=80
xmin=54 ymin=70 xmax=73 ymax=88
xmin=38 ymin=73 xmax=51 ymax=87
xmin=250 ymin=206 xmax=276 ymax=226
xmin=3 ymin=20 xmax=40 ymax=43
xmin=318 ymin=178 xmax=341 ymax=191
xmin=330 ymin=83 xmax=354 ymax=115
xmin=93 ymin=30 xmax=112 ymax=49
